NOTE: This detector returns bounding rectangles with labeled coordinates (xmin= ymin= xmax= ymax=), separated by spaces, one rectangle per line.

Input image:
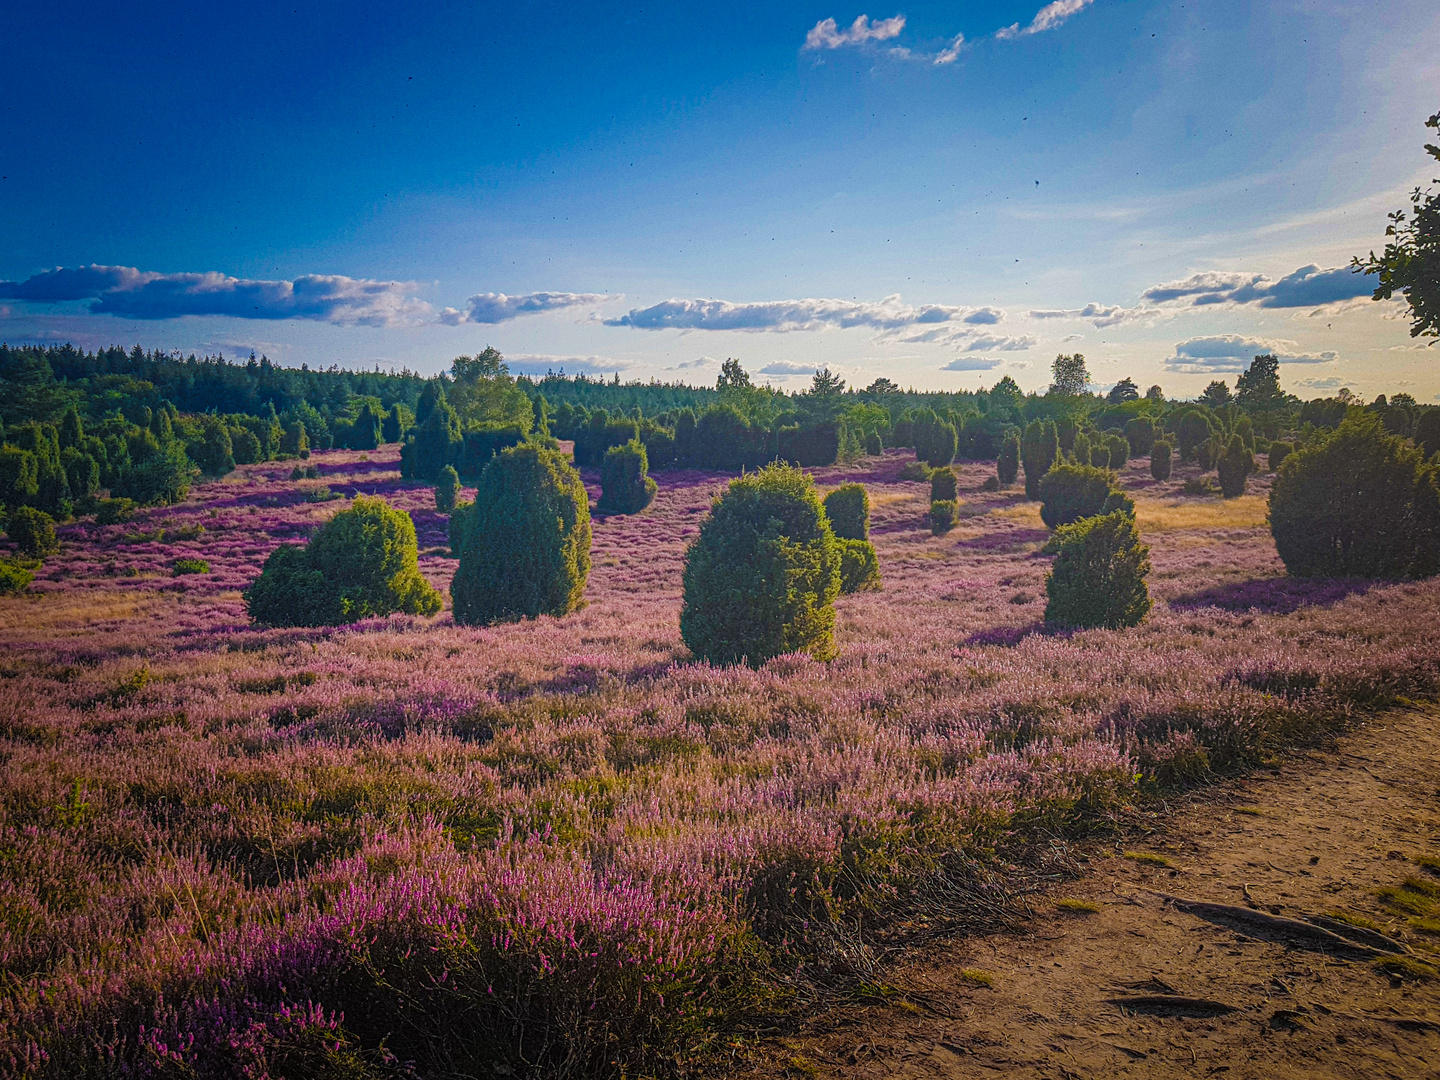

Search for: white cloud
xmin=605 ymin=294 xmax=1006 ymax=335
xmin=1141 ymin=264 xmax=1376 ymax=310
xmin=440 ymin=291 xmax=615 ymax=325
xmin=804 ymin=14 xmax=905 ymax=51
xmin=757 ymin=361 xmax=822 ymax=376
xmin=1029 ymin=302 xmax=1138 ymax=327
xmin=0 ymin=264 xmax=431 ymax=326
xmin=941 ymin=356 xmax=1004 ymax=371
xmin=933 ymin=34 xmax=965 ymax=64
xmin=995 ymin=0 xmax=1095 ymax=40
xmin=1295 ymin=377 xmax=1347 ymax=391
xmin=1163 ymin=335 xmax=1338 ymax=373
xmin=502 ymin=353 xmax=631 ymax=376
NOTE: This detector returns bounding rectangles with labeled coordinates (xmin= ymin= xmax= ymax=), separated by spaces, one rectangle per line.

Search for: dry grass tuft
xmin=1056 ymin=898 xmax=1101 ymax=914
xmin=957 ymin=969 xmax=996 ymax=987
xmin=1134 ymin=494 xmax=1268 ymax=533
xmin=1123 ymin=851 xmax=1175 ymax=868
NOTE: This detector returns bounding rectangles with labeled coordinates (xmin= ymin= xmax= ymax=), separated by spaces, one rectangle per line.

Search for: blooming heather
xmin=0 ymin=445 xmax=1437 ymax=1076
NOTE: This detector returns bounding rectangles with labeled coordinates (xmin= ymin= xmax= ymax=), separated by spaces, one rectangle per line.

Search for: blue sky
xmin=2 ymin=0 xmax=1437 ymax=398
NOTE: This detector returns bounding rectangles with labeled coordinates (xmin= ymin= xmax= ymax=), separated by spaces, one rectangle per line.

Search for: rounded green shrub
xmin=864 ymin=430 xmax=884 ymax=456
xmin=1021 ymin=420 xmax=1059 ymax=500
xmin=1044 ymin=510 xmax=1152 ymax=629
xmin=1038 ymin=464 xmax=1116 ymax=529
xmin=898 ymin=460 xmax=932 ymax=482
xmin=435 ymin=465 xmax=461 ymax=513
xmin=929 ymin=467 xmax=958 ymax=504
xmin=94 ymin=498 xmax=138 ymax=525
xmin=1216 ymin=435 xmax=1254 ymax=498
xmin=245 ymin=496 xmax=442 ymax=626
xmin=922 ymin=422 xmax=957 ymax=468
xmin=982 ymin=475 xmax=1001 ymax=492
xmin=6 ymin=506 xmax=58 ymax=558
xmin=679 ymin=463 xmax=840 ymax=665
xmin=997 ymin=430 xmax=1020 ymax=486
xmin=1270 ymin=413 xmax=1440 ymax=579
xmin=837 ymin=537 xmax=880 ymax=593
xmin=929 ymin=499 xmax=958 ymax=535
xmin=0 ymin=558 xmax=35 ymax=595
xmin=598 ymin=439 xmax=657 ymax=514
xmin=1267 ymin=440 xmax=1292 ymax=472
xmin=452 ymin=444 xmax=592 ymax=625
xmin=1150 ymin=440 xmax=1172 ymax=481
xmin=1125 ymin=416 xmax=1157 ymax=458
xmin=1174 ymin=411 xmax=1214 ymax=461
xmin=823 ymin=483 xmax=869 ymax=540
xmin=1106 ymin=434 xmax=1131 ymax=469
xmin=172 ymin=557 xmax=210 ymax=576
xmin=1195 ymin=437 xmax=1219 ymax=472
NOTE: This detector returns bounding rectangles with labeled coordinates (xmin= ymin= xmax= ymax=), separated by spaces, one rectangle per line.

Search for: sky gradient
xmin=2 ymin=0 xmax=1437 ymax=398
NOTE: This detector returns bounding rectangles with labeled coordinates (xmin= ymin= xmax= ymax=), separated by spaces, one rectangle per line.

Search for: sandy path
xmin=751 ymin=707 xmax=1440 ymax=1080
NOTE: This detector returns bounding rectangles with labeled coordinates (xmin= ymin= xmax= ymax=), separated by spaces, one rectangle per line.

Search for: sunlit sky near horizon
xmin=2 ymin=0 xmax=1438 ymax=399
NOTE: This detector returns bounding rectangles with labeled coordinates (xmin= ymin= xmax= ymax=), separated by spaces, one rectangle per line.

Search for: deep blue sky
xmin=3 ymin=1 xmax=1437 ymax=397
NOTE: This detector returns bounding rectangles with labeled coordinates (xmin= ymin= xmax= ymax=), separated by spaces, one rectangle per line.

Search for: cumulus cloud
xmin=804 ymin=14 xmax=905 ymax=50
xmin=1163 ymin=335 xmax=1338 ymax=373
xmin=1141 ymin=264 xmax=1377 ymax=310
xmin=1296 ymin=377 xmax=1347 ymax=391
xmin=757 ymin=361 xmax=823 ymax=376
xmin=0 ymin=264 xmax=430 ymax=326
xmin=605 ymin=294 xmax=1005 ymax=336
xmin=941 ymin=356 xmax=1004 ymax=371
xmin=996 ymin=0 xmax=1095 ymax=39
xmin=1029 ymin=302 xmax=1137 ymax=328
xmin=501 ymin=354 xmax=631 ymax=377
xmin=933 ymin=34 xmax=965 ymax=64
xmin=960 ymin=333 xmax=1036 ymax=351
xmin=440 ymin=291 xmax=614 ymax=325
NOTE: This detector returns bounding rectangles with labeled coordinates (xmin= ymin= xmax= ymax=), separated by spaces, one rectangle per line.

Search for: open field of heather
xmin=3 ymin=443 xmax=1439 ymax=1077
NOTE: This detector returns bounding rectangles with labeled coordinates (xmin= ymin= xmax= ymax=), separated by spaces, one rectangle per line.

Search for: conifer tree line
xmin=3 ymin=342 xmax=1436 ymax=522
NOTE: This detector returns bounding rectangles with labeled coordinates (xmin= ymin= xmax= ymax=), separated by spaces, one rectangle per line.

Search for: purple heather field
xmin=2 ymin=445 xmax=1438 ymax=1077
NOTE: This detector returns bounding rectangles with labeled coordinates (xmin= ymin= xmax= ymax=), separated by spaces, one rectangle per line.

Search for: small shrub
xmin=0 ymin=559 xmax=35 ymax=594
xmin=823 ymin=483 xmax=869 ymax=540
xmin=898 ymin=460 xmax=931 ymax=482
xmin=1044 ymin=510 xmax=1152 ymax=629
xmin=245 ymin=496 xmax=442 ymax=626
xmin=1270 ymin=413 xmax=1440 ymax=579
xmin=435 ymin=464 xmax=461 ymax=513
xmin=1150 ymin=440 xmax=1172 ymax=481
xmin=837 ymin=537 xmax=880 ymax=593
xmin=304 ymin=486 xmax=341 ymax=503
xmin=290 ymin=464 xmax=320 ymax=481
xmin=1183 ymin=477 xmax=1218 ymax=496
xmin=94 ymin=498 xmax=138 ymax=525
xmin=452 ymin=444 xmax=592 ymax=625
xmin=1106 ymin=433 xmax=1131 ymax=469
xmin=997 ymin=430 xmax=1020 ymax=485
xmin=1195 ymin=437 xmax=1219 ymax=472
xmin=981 ymin=475 xmax=1000 ymax=492
xmin=1267 ymin=440 xmax=1293 ymax=472
xmin=172 ymin=558 xmax=210 ymax=576
xmin=1216 ymin=435 xmax=1254 ymax=498
xmin=929 ymin=499 xmax=957 ymax=535
xmin=6 ymin=506 xmax=58 ymax=558
xmin=864 ymin=430 xmax=883 ymax=456
xmin=598 ymin=439 xmax=657 ymax=514
xmin=680 ymin=463 xmax=840 ymax=665
xmin=929 ymin=467 xmax=958 ymax=503
xmin=1038 ymin=464 xmax=1115 ymax=529
xmin=1174 ymin=410 xmax=1214 ymax=461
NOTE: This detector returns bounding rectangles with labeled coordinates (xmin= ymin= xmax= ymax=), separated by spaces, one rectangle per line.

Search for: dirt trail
xmin=752 ymin=708 xmax=1440 ymax=1080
